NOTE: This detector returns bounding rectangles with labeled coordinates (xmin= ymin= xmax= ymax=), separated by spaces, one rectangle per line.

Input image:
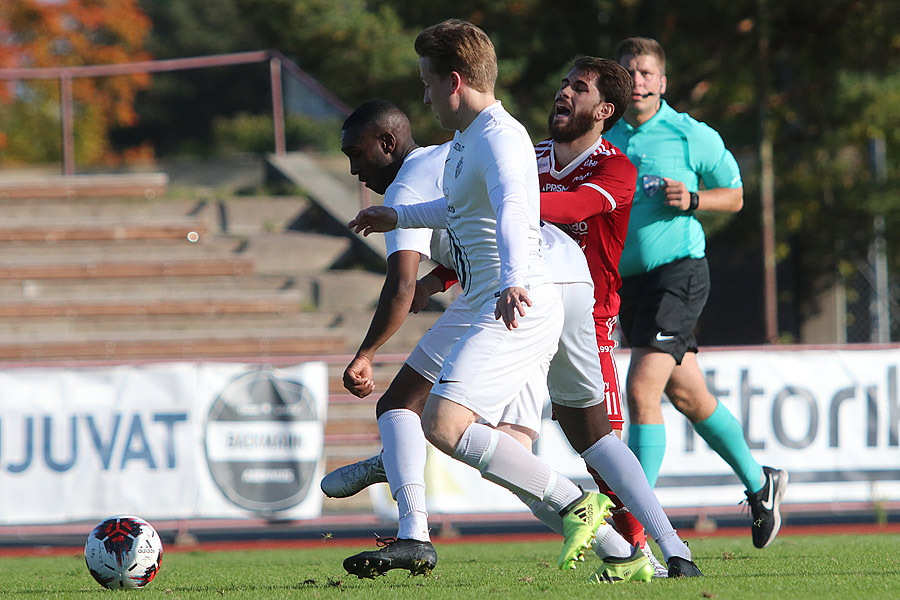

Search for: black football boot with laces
xmin=666 ymin=556 xmax=704 ymax=577
xmin=343 ymin=536 xmax=437 ymax=578
xmin=744 ymin=466 xmax=789 ymax=548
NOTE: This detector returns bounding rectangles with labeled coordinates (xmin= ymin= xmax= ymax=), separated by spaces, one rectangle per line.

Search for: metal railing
xmin=0 ymin=50 xmax=351 ymax=175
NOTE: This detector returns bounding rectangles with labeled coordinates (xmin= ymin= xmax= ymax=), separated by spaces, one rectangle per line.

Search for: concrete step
xmin=333 ymin=309 xmax=443 ymax=355
xmin=0 ymin=257 xmax=254 ymax=280
xmin=0 ymin=221 xmax=210 ymax=242
xmin=0 ymin=274 xmax=302 ymax=301
xmin=0 ymin=231 xmax=350 ymax=276
xmin=216 ymin=196 xmax=309 ymax=235
xmin=0 ymin=311 xmax=332 ymax=336
xmin=0 ymin=188 xmax=308 ymax=231
xmin=267 ymin=152 xmax=385 ymax=261
xmin=0 ymin=293 xmax=303 ymax=317
xmin=0 ymin=195 xmax=307 ymax=237
xmin=0 ymin=310 xmax=439 ymax=353
xmin=0 ymin=265 xmax=413 ymax=316
xmin=312 ymin=270 xmax=385 ymax=312
xmin=0 ymin=329 xmax=346 ymax=362
xmin=0 ymin=172 xmax=168 ymax=200
xmin=0 ymin=237 xmax=239 ymax=261
xmin=0 ymin=197 xmax=215 ymax=222
xmin=0 ymin=188 xmax=414 ymax=365
xmin=0 ymin=297 xmax=441 ymax=355
xmin=237 ymin=232 xmax=351 ymax=275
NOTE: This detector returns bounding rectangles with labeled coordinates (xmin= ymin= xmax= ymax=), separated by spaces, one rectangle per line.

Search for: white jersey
xmin=540 ymin=221 xmax=592 ymax=285
xmin=397 ymin=102 xmax=552 ymax=308
xmin=383 ymin=143 xmax=449 ymax=258
xmin=432 ymin=222 xmax=592 ymax=287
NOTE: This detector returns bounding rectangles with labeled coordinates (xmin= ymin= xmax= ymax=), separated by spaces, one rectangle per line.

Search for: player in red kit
xmin=537 ymin=56 xmax=666 ymax=576
xmin=536 ymin=128 xmax=634 ymax=428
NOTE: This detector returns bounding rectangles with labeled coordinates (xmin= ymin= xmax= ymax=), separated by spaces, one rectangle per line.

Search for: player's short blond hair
xmin=415 ymin=19 xmax=498 ymax=93
xmin=615 ymin=37 xmax=666 ymax=74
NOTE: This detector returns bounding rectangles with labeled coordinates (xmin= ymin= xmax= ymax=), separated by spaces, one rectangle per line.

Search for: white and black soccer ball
xmin=84 ymin=515 xmax=163 ymax=589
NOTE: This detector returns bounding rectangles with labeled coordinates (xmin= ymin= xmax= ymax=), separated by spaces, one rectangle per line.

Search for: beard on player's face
xmin=548 ymin=103 xmax=597 ymax=143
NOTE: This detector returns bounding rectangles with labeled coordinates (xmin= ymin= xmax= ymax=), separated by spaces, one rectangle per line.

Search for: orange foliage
xmin=0 ymin=0 xmax=152 ymax=163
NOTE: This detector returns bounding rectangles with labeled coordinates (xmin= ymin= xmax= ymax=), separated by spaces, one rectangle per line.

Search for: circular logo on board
xmin=204 ymin=370 xmax=323 ymax=515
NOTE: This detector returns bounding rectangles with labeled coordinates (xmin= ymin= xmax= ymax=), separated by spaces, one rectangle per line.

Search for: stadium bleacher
xmin=0 ymin=166 xmax=444 ymax=518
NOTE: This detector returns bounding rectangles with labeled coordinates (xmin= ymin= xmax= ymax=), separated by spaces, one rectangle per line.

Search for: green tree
xmin=235 ymin=0 xmax=433 ymax=140
xmin=122 ymin=0 xmax=271 ymax=156
xmin=756 ymin=1 xmax=900 ymax=339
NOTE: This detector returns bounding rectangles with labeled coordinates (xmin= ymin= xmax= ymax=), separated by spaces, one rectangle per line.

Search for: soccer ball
xmin=84 ymin=515 xmax=163 ymax=589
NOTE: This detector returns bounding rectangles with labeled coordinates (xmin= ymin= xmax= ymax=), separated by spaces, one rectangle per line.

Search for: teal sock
xmin=626 ymin=423 xmax=667 ymax=488
xmin=693 ymin=401 xmax=764 ymax=493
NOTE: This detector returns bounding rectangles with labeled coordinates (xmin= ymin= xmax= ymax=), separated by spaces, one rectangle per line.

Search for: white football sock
xmin=378 ymin=409 xmax=429 ymax=542
xmin=581 ymin=432 xmax=690 ymax=561
xmin=396 ymin=484 xmax=430 ymax=542
xmin=452 ymin=422 xmax=582 ymax=511
xmin=519 ymin=495 xmax=564 ymax=535
xmin=593 ymin=522 xmax=635 ymax=559
xmin=378 ymin=409 xmax=427 ymax=495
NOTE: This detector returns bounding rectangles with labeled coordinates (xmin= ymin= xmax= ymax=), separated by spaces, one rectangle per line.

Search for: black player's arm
xmin=354 ymin=249 xmax=422 ymax=360
xmin=425 ymin=263 xmax=459 ymax=291
xmin=410 ymin=264 xmax=457 ymax=314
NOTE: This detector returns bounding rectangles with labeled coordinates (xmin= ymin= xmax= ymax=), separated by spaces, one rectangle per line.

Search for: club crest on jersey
xmin=537 ymin=156 xmax=551 ymax=174
xmin=642 ymin=174 xmax=665 ymax=196
xmin=455 ymin=157 xmax=464 ymax=178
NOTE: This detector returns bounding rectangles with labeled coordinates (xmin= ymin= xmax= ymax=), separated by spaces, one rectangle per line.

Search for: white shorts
xmin=500 ymin=282 xmax=606 ymax=433
xmin=408 ymin=282 xmax=604 ymax=433
xmin=406 ymin=295 xmax=471 ymax=383
xmin=406 ymin=294 xmax=543 ymax=432
xmin=547 ymin=281 xmax=606 ymax=407
xmin=427 ymin=283 xmax=563 ymax=428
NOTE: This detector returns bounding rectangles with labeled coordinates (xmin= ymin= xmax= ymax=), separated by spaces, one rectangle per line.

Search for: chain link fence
xmin=842 ymin=254 xmax=899 ymax=344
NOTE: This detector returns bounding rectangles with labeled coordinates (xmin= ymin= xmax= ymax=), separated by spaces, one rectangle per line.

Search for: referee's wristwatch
xmin=688 ymin=191 xmax=700 ymax=211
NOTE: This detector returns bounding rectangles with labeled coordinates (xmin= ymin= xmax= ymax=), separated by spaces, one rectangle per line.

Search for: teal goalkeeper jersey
xmin=606 ymin=100 xmax=742 ymax=278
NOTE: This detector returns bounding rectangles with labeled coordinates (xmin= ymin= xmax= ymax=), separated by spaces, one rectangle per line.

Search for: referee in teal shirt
xmin=606 ymin=37 xmax=788 ymax=550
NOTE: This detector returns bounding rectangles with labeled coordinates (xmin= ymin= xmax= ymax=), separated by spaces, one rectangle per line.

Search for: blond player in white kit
xmin=350 ymin=19 xmax=607 ymax=573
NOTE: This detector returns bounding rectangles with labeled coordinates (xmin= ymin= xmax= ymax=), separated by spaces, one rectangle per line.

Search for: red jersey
xmin=537 ymin=136 xmax=636 ymax=320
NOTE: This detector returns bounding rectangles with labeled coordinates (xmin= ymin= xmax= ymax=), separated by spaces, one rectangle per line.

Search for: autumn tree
xmin=0 ymin=0 xmax=152 ymax=165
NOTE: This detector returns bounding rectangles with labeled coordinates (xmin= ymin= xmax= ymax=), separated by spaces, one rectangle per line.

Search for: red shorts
xmin=595 ymin=316 xmax=624 ymax=431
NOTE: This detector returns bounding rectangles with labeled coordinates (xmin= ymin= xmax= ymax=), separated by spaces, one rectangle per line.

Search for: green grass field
xmin=2 ymin=533 xmax=899 ymax=599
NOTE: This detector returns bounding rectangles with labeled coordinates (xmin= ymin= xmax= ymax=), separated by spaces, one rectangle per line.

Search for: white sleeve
xmin=482 ymin=134 xmax=531 ymax=291
xmin=395 ymin=197 xmax=447 ymax=230
xmin=383 ymin=182 xmax=435 ymax=258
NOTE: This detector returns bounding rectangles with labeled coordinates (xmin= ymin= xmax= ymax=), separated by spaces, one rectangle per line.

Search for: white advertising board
xmin=0 ymin=362 xmax=327 ymax=525
xmin=373 ymin=347 xmax=900 ymax=518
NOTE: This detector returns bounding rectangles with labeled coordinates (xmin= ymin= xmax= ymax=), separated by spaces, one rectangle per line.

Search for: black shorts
xmin=618 ymin=257 xmax=710 ymax=364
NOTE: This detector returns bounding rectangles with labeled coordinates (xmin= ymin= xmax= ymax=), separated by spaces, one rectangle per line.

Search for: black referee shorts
xmin=618 ymin=257 xmax=710 ymax=364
